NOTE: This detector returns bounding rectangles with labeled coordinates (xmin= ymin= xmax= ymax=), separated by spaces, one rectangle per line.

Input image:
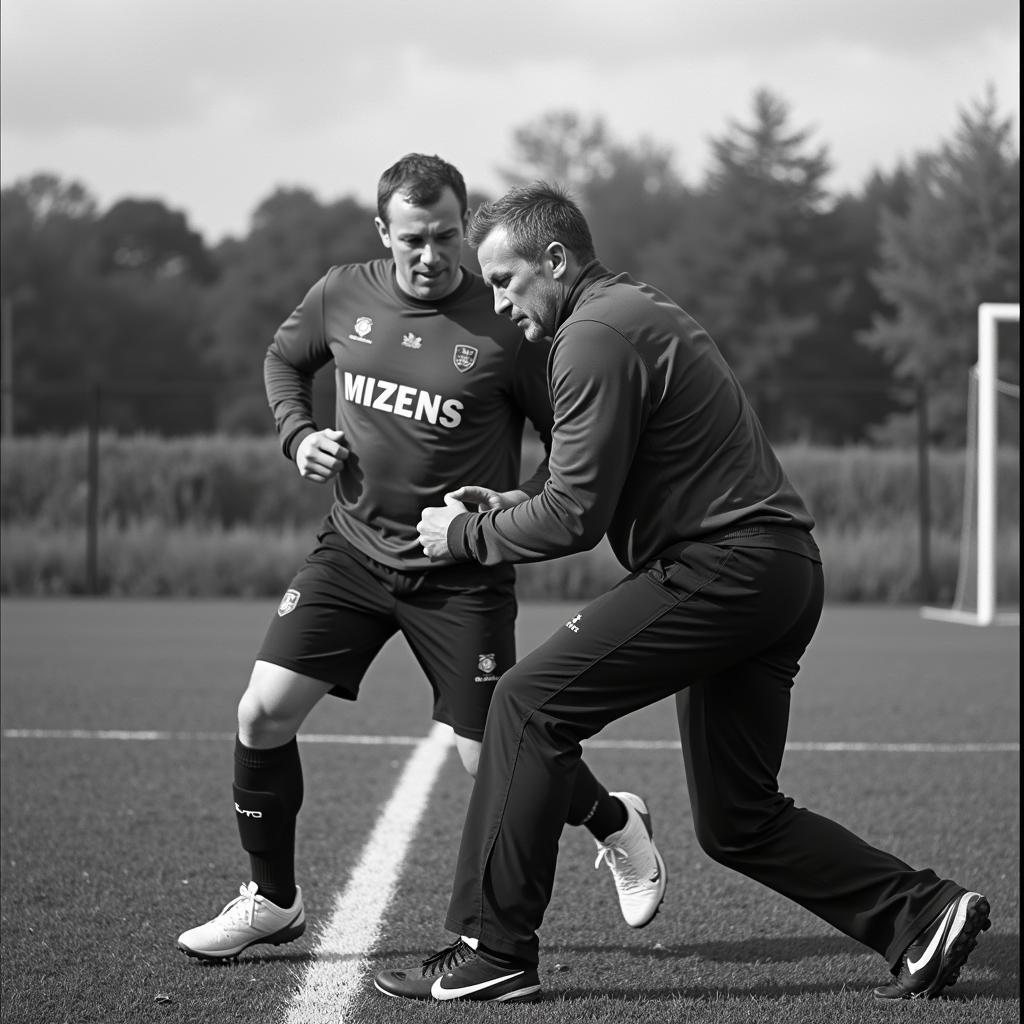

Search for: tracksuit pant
xmin=445 ymin=541 xmax=961 ymax=967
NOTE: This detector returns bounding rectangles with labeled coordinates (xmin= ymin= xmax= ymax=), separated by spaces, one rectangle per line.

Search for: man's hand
xmin=295 ymin=428 xmax=349 ymax=483
xmin=446 ymin=485 xmax=528 ymax=512
xmin=417 ymin=493 xmax=469 ymax=560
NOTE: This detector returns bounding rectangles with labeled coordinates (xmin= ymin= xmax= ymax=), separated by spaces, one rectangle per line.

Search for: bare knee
xmin=237 ymin=687 xmax=285 ymax=748
xmin=237 ymin=661 xmax=330 ymax=749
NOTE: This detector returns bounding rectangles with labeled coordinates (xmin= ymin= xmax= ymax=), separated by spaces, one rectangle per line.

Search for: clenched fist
xmin=295 ymin=428 xmax=349 ymax=483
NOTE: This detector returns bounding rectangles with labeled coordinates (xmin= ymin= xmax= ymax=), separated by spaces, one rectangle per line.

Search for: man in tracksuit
xmin=373 ymin=182 xmax=990 ymax=1004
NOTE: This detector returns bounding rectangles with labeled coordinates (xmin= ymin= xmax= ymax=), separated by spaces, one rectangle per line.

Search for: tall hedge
xmin=1 ymin=434 xmax=1018 ymax=603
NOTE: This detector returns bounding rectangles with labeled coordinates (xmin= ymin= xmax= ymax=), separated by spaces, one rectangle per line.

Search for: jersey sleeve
xmin=511 ymin=337 xmax=554 ymax=497
xmin=448 ymin=322 xmax=649 ymax=564
xmin=264 ymin=271 xmax=335 ymax=459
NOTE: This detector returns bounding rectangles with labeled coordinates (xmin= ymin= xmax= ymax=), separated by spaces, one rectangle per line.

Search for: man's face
xmin=478 ymin=227 xmax=562 ymax=342
xmin=376 ymin=187 xmax=466 ymax=301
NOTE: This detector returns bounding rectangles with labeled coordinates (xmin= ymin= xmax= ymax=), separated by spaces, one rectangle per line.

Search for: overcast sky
xmin=1 ymin=0 xmax=1019 ymax=244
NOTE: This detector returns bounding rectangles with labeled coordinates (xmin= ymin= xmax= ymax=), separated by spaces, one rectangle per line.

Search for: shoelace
xmin=594 ymin=841 xmax=627 ymax=871
xmin=594 ymin=841 xmax=651 ymax=893
xmin=595 ymin=842 xmax=634 ymax=879
xmin=219 ymin=881 xmax=260 ymax=929
xmin=419 ymin=939 xmax=474 ymax=978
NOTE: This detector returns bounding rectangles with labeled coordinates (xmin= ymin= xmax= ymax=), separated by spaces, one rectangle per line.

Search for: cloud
xmin=1 ymin=0 xmax=1017 ymax=241
xmin=2 ymin=0 xmax=1017 ymax=135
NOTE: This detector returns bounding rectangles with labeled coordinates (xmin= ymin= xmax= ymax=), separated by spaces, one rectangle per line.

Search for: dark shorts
xmin=256 ymin=524 xmax=517 ymax=741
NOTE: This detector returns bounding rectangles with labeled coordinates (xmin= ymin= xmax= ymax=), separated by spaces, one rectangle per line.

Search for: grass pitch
xmin=0 ymin=599 xmax=1019 ymax=1024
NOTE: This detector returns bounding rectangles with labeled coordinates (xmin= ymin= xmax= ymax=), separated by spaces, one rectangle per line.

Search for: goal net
xmin=922 ymin=303 xmax=1020 ymax=626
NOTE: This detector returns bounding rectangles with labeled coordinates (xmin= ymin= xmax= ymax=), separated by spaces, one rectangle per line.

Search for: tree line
xmin=1 ymin=88 xmax=1018 ymax=446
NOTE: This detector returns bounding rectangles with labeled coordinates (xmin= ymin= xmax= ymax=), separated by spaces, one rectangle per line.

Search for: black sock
xmin=582 ymin=793 xmax=628 ymax=841
xmin=233 ymin=736 xmax=303 ymax=907
xmin=566 ymin=762 xmax=628 ymax=839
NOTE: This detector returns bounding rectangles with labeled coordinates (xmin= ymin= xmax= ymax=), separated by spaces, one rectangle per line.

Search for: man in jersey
xmin=373 ymin=183 xmax=990 ymax=1004
xmin=177 ymin=156 xmax=665 ymax=962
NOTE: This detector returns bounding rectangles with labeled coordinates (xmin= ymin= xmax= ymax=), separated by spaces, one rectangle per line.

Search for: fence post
xmin=86 ymin=384 xmax=101 ymax=595
xmin=915 ymin=380 xmax=933 ymax=603
xmin=1 ymin=296 xmax=13 ymax=437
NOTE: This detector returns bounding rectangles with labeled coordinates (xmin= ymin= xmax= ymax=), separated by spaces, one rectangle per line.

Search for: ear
xmin=545 ymin=241 xmax=570 ymax=280
xmin=374 ymin=216 xmax=391 ymax=249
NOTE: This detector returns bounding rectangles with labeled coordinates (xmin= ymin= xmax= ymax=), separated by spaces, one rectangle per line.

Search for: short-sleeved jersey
xmin=265 ymin=259 xmax=553 ymax=570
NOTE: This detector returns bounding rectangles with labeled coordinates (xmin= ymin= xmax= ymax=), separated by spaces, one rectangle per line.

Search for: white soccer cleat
xmin=177 ymin=881 xmax=305 ymax=961
xmin=593 ymin=792 xmax=667 ymax=928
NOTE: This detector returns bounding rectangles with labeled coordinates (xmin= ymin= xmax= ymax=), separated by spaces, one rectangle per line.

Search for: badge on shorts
xmin=453 ymin=344 xmax=478 ymax=373
xmin=277 ymin=589 xmax=300 ymax=616
xmin=475 ymin=652 xmax=499 ymax=683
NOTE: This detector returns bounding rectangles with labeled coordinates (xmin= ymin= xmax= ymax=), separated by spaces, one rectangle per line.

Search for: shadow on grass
xmin=180 ymin=949 xmax=315 ymax=967
xmin=181 ymin=932 xmax=1019 ymax=1002
xmin=544 ymin=932 xmax=1019 ymax=1003
xmin=547 ymin=981 xmax=1004 ymax=1005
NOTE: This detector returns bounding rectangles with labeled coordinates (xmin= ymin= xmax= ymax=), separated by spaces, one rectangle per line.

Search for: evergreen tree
xmin=860 ymin=87 xmax=1020 ymax=445
xmin=771 ymin=167 xmax=915 ymax=443
xmin=636 ymin=90 xmax=838 ymax=439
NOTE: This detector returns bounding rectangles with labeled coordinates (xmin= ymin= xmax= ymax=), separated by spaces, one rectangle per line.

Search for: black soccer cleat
xmin=873 ymin=891 xmax=990 ymax=1000
xmin=374 ymin=938 xmax=541 ymax=1003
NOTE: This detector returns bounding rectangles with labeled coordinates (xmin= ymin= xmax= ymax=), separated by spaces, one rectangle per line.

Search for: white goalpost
xmin=922 ymin=302 xmax=1020 ymax=626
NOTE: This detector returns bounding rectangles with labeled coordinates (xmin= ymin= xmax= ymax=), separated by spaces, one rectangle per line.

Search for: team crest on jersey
xmin=348 ymin=316 xmax=373 ymax=343
xmin=277 ymin=589 xmax=300 ymax=616
xmin=453 ymin=344 xmax=478 ymax=372
xmin=402 ymin=332 xmax=422 ymax=349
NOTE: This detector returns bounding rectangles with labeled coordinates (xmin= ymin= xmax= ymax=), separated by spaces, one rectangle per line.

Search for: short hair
xmin=467 ymin=182 xmax=596 ymax=263
xmin=376 ymin=154 xmax=468 ymax=224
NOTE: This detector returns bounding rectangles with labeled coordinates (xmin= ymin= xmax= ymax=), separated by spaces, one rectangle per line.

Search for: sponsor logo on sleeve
xmin=277 ymin=589 xmax=300 ymax=616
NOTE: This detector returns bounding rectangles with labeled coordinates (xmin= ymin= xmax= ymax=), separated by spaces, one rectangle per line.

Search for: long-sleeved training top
xmin=265 ymin=259 xmax=553 ymax=570
xmin=446 ymin=261 xmax=820 ymax=572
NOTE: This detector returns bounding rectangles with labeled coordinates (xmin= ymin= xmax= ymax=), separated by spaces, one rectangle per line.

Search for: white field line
xmin=283 ymin=720 xmax=454 ymax=1024
xmin=1 ymin=728 xmax=1019 ymax=753
xmin=1 ymin=729 xmax=421 ymax=744
xmin=587 ymin=739 xmax=1023 ymax=753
